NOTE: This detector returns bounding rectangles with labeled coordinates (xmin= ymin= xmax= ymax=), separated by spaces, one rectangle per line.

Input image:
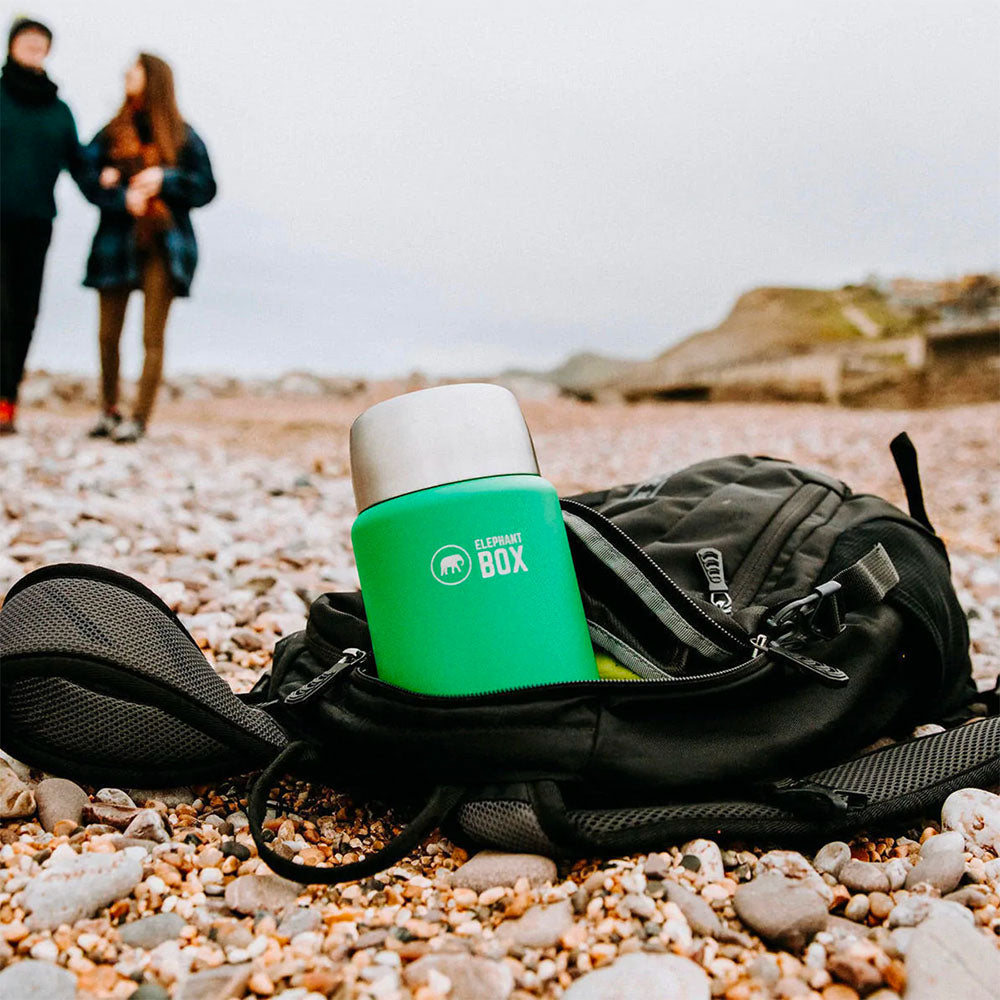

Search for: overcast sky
xmin=8 ymin=1 xmax=1000 ymax=378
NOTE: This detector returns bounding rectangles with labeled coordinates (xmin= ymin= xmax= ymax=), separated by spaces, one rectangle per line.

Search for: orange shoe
xmin=0 ymin=398 xmax=15 ymax=435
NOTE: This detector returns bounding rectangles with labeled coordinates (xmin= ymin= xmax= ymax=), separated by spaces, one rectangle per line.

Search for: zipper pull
xmin=282 ymin=648 xmax=366 ymax=706
xmin=696 ymin=547 xmax=733 ymax=613
xmin=751 ymin=635 xmax=849 ymax=687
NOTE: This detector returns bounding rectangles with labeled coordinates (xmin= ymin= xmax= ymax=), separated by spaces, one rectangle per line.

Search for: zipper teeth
xmin=561 ymin=499 xmax=749 ymax=652
xmin=353 ymin=654 xmax=769 ymax=702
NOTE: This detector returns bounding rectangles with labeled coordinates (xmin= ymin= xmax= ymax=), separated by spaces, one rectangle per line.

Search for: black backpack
xmin=1 ymin=434 xmax=996 ymax=885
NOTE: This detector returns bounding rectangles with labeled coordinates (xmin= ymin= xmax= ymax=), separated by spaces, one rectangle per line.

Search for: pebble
xmin=0 ymin=958 xmax=77 ymax=999
xmin=21 ymin=848 xmax=144 ymax=930
xmin=175 ymin=962 xmax=252 ymax=1000
xmin=679 ymin=839 xmax=725 ymax=881
xmin=941 ymin=788 xmax=1000 ymax=858
xmin=224 ymin=873 xmax=300 ymax=915
xmin=903 ymin=915 xmax=1000 ymax=999
xmin=120 ymin=911 xmax=187 ymax=949
xmin=733 ymin=872 xmax=828 ymax=951
xmin=758 ymin=849 xmax=834 ymax=904
xmin=123 ymin=807 xmax=171 ymax=843
xmin=943 ymin=884 xmax=990 ymax=908
xmin=277 ymin=905 xmax=323 ymax=938
xmin=879 ymin=858 xmax=910 ymax=891
xmin=450 ymin=850 xmax=557 ymax=892
xmin=129 ymin=985 xmax=171 ymax=1000
xmin=562 ymin=952 xmax=710 ymax=999
xmin=918 ymin=830 xmax=965 ymax=858
xmin=904 ymin=850 xmax=965 ymax=893
xmin=663 ymin=881 xmax=722 ymax=937
xmin=868 ymin=892 xmax=893 ymax=920
xmin=813 ymin=842 xmax=851 ymax=879
xmin=403 ymin=952 xmax=515 ymax=1000
xmin=839 ymin=860 xmax=891 ymax=894
xmin=843 ymin=895 xmax=870 ymax=922
xmin=0 ymin=759 xmax=35 ymax=818
xmin=887 ymin=896 xmax=974 ymax=927
xmin=95 ymin=787 xmax=136 ymax=807
xmin=34 ymin=777 xmax=89 ymax=832
xmin=497 ymin=900 xmax=573 ymax=948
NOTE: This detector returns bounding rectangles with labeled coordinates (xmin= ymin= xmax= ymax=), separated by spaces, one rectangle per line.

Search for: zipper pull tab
xmin=751 ymin=635 xmax=849 ymax=687
xmin=282 ymin=648 xmax=366 ymax=706
xmin=696 ymin=547 xmax=733 ymax=613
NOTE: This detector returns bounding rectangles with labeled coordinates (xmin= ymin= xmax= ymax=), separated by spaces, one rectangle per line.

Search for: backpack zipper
xmin=560 ymin=498 xmax=748 ymax=656
xmin=696 ymin=547 xmax=733 ymax=613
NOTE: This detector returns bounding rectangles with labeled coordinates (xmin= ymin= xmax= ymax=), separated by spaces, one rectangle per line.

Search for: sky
xmin=7 ymin=1 xmax=1000 ymax=378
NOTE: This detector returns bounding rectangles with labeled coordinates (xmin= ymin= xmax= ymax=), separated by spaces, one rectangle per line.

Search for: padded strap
xmin=247 ymin=740 xmax=465 ymax=884
xmin=890 ymin=432 xmax=935 ymax=533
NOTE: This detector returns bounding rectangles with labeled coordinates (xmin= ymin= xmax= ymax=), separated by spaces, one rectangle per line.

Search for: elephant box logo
xmin=430 ymin=544 xmax=472 ymax=586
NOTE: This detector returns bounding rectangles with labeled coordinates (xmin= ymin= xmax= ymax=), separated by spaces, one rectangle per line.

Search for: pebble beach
xmin=1 ymin=390 xmax=998 ymax=1000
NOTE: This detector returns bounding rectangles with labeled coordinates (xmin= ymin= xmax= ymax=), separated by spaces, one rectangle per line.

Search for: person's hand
xmin=130 ymin=166 xmax=164 ymax=198
xmin=99 ymin=166 xmax=121 ymax=189
xmin=125 ymin=187 xmax=148 ymax=217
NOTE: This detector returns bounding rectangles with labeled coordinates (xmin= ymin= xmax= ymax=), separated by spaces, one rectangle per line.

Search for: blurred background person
xmin=83 ymin=51 xmax=216 ymax=443
xmin=0 ymin=15 xmax=83 ymax=435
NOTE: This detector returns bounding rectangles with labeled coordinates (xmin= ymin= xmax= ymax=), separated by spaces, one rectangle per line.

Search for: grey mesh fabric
xmin=0 ymin=569 xmax=287 ymax=784
xmin=455 ymin=716 xmax=1000 ymax=853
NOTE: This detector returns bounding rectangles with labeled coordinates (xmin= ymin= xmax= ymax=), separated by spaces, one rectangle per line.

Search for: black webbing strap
xmin=247 ymin=740 xmax=465 ymax=884
xmin=889 ymin=432 xmax=935 ymax=533
xmin=831 ymin=543 xmax=900 ymax=610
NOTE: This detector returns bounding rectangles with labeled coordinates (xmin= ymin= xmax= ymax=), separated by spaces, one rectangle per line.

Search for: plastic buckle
xmin=771 ymin=779 xmax=868 ymax=818
xmin=766 ymin=580 xmax=844 ymax=641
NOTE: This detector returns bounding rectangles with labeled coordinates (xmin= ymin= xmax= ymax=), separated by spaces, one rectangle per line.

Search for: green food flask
xmin=349 ymin=383 xmax=599 ymax=695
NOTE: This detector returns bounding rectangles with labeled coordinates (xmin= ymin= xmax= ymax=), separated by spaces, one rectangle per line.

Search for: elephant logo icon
xmin=431 ymin=544 xmax=472 ymax=585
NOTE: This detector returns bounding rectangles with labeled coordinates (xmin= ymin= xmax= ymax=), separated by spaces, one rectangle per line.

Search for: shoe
xmin=0 ymin=398 xmax=14 ymax=435
xmin=111 ymin=417 xmax=145 ymax=443
xmin=88 ymin=410 xmax=122 ymax=438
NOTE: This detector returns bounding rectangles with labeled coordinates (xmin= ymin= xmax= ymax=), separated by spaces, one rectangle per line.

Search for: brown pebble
xmin=822 ymin=986 xmax=860 ymax=1000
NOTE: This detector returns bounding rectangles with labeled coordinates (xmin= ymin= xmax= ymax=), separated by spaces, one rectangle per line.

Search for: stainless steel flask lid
xmin=350 ymin=383 xmax=541 ymax=511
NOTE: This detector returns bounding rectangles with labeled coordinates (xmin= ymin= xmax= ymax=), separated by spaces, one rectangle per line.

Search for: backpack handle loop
xmin=247 ymin=740 xmax=465 ymax=884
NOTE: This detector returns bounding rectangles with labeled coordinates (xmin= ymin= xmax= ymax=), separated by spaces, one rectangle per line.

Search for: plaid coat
xmin=80 ymin=124 xmax=216 ymax=297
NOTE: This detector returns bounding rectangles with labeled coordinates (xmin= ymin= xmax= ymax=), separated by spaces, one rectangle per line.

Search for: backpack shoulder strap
xmin=889 ymin=432 xmax=935 ymax=533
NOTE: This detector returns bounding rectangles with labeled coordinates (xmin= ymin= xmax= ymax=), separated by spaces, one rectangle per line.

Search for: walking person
xmin=0 ymin=17 xmax=85 ymax=435
xmin=83 ymin=52 xmax=216 ymax=443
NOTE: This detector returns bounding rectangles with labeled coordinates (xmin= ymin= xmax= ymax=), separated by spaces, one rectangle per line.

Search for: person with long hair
xmin=82 ymin=52 xmax=216 ymax=443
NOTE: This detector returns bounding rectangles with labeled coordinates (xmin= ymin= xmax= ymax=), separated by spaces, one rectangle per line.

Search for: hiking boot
xmin=88 ymin=410 xmax=122 ymax=438
xmin=0 ymin=399 xmax=14 ymax=435
xmin=111 ymin=418 xmax=146 ymax=444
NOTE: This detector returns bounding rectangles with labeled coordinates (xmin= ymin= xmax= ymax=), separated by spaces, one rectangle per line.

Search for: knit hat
xmin=8 ymin=16 xmax=53 ymax=53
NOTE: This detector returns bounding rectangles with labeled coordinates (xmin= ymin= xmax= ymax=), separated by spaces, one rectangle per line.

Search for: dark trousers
xmin=1 ymin=215 xmax=53 ymax=403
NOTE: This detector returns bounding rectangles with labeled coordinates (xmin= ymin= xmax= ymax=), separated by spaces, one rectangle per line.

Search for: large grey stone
xmin=839 ymin=859 xmax=891 ymax=894
xmin=35 ymin=778 xmax=89 ymax=832
xmin=903 ymin=915 xmax=1000 ymax=1000
xmin=563 ymin=952 xmax=710 ymax=999
xmin=403 ymin=952 xmax=514 ymax=1000
xmin=175 ymin=963 xmax=252 ymax=1000
xmin=0 ymin=959 xmax=76 ymax=999
xmin=120 ymin=912 xmax=187 ymax=949
xmin=496 ymin=900 xmax=573 ymax=948
xmin=905 ymin=851 xmax=965 ymax=893
xmin=450 ymin=851 xmax=556 ymax=892
xmin=888 ymin=896 xmax=974 ymax=928
xmin=21 ymin=850 xmax=143 ymax=930
xmin=732 ymin=872 xmax=827 ymax=951
xmin=663 ymin=881 xmax=722 ymax=937
xmin=223 ymin=873 xmax=300 ymax=915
